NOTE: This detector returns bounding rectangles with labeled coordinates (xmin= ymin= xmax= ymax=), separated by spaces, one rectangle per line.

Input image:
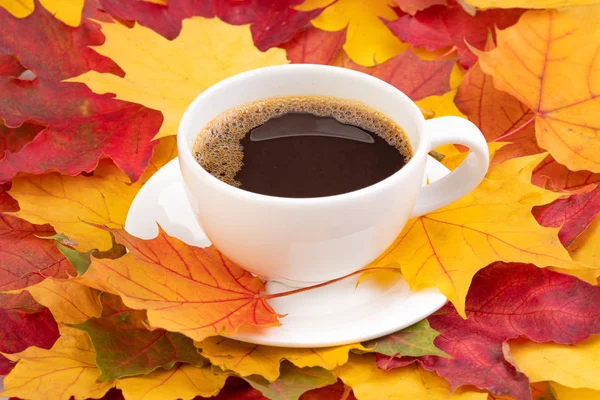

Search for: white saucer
xmin=125 ymin=157 xmax=448 ymax=347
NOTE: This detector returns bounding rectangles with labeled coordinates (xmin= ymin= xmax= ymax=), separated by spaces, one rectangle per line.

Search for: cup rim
xmin=177 ymin=64 xmax=428 ymax=205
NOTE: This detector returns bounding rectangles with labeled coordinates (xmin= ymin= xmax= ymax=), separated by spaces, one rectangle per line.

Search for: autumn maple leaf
xmin=0 ymin=214 xmax=75 ymax=292
xmin=99 ymin=0 xmax=324 ymax=50
xmin=475 ymin=7 xmax=600 ymax=173
xmin=0 ymin=306 xmax=59 ymax=374
xmin=81 ymin=227 xmax=279 ymax=341
xmin=73 ymin=293 xmax=206 ymax=380
xmin=0 ymin=78 xmax=162 ymax=183
xmin=533 ymin=186 xmax=600 ymax=246
xmin=0 ymin=3 xmax=123 ymax=80
xmin=455 ymin=38 xmax=600 ymax=205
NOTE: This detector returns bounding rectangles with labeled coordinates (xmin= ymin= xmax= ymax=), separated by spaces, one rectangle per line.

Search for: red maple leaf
xmin=0 ymin=78 xmax=162 ymax=183
xmin=98 ymin=0 xmax=214 ymax=40
xmin=533 ymin=186 xmax=600 ymax=247
xmin=0 ymin=213 xmax=75 ymax=291
xmin=377 ymin=263 xmax=600 ymax=400
xmin=334 ymin=50 xmax=455 ymax=101
xmin=0 ymin=307 xmax=60 ymax=374
xmin=0 ymin=1 xmax=123 ymax=80
xmin=215 ymin=0 xmax=326 ymax=51
xmin=385 ymin=2 xmax=524 ymax=68
xmin=99 ymin=0 xmax=325 ymax=51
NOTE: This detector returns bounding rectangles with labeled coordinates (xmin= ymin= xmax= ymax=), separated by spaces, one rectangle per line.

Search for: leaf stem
xmin=262 ymin=267 xmax=400 ymax=300
xmin=491 ymin=115 xmax=536 ymax=142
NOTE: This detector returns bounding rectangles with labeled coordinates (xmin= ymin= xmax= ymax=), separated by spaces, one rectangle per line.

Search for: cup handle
xmin=410 ymin=116 xmax=489 ymax=218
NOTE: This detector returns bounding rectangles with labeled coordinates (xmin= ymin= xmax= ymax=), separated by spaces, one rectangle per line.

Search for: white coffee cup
xmin=178 ymin=65 xmax=489 ymax=287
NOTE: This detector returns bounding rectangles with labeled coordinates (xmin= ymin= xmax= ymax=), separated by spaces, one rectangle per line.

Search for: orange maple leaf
xmin=475 ymin=7 xmax=600 ymax=173
xmin=82 ymin=227 xmax=279 ymax=341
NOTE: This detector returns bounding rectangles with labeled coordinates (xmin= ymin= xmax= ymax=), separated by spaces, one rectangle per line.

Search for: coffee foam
xmin=192 ymin=96 xmax=413 ymax=187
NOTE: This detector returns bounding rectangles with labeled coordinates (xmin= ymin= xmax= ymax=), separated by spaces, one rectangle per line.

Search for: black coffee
xmin=193 ymin=96 xmax=412 ymax=198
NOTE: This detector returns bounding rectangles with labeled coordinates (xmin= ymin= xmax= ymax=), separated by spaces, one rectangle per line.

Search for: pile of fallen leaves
xmin=1 ymin=0 xmax=600 ymax=399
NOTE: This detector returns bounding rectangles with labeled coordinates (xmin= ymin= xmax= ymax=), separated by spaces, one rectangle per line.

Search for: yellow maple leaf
xmin=1 ymin=327 xmax=114 ymax=400
xmin=8 ymin=137 xmax=176 ymax=251
xmin=369 ymin=154 xmax=586 ymax=317
xmin=338 ymin=354 xmax=487 ymax=400
xmin=8 ymin=169 xmax=132 ymax=251
xmin=296 ymin=0 xmax=407 ymax=67
xmin=195 ymin=337 xmax=365 ymax=382
xmin=26 ymin=279 xmax=102 ymax=324
xmin=464 ymin=0 xmax=600 ymax=9
xmin=70 ymin=17 xmax=288 ymax=139
xmin=0 ymin=0 xmax=83 ymax=26
xmin=511 ymin=335 xmax=600 ymax=391
xmin=551 ymin=382 xmax=600 ymax=400
xmin=475 ymin=7 xmax=600 ymax=173
xmin=117 ymin=364 xmax=227 ymax=400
